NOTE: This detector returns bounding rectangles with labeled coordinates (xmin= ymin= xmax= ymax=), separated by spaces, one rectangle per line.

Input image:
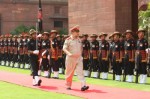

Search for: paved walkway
xmin=0 ymin=71 xmax=150 ymax=99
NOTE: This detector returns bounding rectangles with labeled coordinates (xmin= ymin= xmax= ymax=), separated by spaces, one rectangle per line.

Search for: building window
xmin=54 ymin=6 xmax=61 ymax=14
xmin=54 ymin=21 xmax=63 ymax=28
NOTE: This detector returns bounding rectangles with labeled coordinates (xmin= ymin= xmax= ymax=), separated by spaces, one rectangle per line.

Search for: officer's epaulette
xmin=66 ymin=37 xmax=71 ymax=40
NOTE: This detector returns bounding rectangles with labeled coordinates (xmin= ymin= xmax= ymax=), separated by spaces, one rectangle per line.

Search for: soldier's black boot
xmin=81 ymin=86 xmax=89 ymax=91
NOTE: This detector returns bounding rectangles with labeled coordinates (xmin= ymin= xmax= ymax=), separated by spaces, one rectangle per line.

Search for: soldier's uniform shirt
xmin=4 ymin=40 xmax=8 ymax=53
xmin=136 ymin=38 xmax=148 ymax=61
xmin=124 ymin=39 xmax=135 ymax=59
xmin=57 ymin=40 xmax=63 ymax=57
xmin=19 ymin=40 xmax=24 ymax=55
xmin=28 ymin=38 xmax=39 ymax=76
xmin=63 ymin=36 xmax=86 ymax=87
xmin=82 ymin=40 xmax=90 ymax=59
xmin=99 ymin=40 xmax=109 ymax=59
xmin=90 ymin=40 xmax=99 ymax=58
xmin=41 ymin=39 xmax=50 ymax=57
xmin=112 ymin=41 xmax=121 ymax=61
xmin=51 ymin=38 xmax=58 ymax=59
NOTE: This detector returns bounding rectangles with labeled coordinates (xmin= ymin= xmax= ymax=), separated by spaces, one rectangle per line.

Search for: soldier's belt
xmin=83 ymin=58 xmax=88 ymax=59
xmin=58 ymin=56 xmax=62 ymax=58
xmin=93 ymin=57 xmax=98 ymax=59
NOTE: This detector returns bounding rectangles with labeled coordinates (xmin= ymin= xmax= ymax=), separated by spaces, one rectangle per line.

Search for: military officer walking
xmin=28 ymin=29 xmax=42 ymax=86
xmin=63 ymin=25 xmax=89 ymax=91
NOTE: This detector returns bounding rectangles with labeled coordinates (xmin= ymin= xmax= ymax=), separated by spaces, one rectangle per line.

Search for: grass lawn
xmin=0 ymin=66 xmax=150 ymax=92
xmin=0 ymin=81 xmax=82 ymax=99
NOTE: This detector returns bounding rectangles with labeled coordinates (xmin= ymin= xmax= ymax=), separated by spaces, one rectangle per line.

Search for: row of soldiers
xmin=0 ymin=28 xmax=149 ymax=84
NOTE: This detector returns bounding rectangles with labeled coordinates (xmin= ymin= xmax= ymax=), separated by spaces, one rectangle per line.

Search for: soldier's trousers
xmin=57 ymin=57 xmax=63 ymax=68
xmin=13 ymin=54 xmax=18 ymax=63
xmin=126 ymin=62 xmax=134 ymax=75
xmin=83 ymin=59 xmax=89 ymax=70
xmin=115 ymin=62 xmax=122 ymax=75
xmin=19 ymin=55 xmax=24 ymax=63
xmin=92 ymin=59 xmax=99 ymax=72
xmin=9 ymin=53 xmax=13 ymax=61
xmin=23 ymin=54 xmax=29 ymax=64
xmin=65 ymin=56 xmax=85 ymax=87
xmin=30 ymin=55 xmax=39 ymax=78
xmin=51 ymin=58 xmax=59 ymax=71
xmin=4 ymin=53 xmax=8 ymax=61
xmin=101 ymin=60 xmax=109 ymax=72
xmin=139 ymin=62 xmax=147 ymax=74
xmin=41 ymin=58 xmax=49 ymax=71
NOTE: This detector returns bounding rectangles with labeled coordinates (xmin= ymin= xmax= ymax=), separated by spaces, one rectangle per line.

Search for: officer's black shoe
xmin=38 ymin=79 xmax=42 ymax=86
xmin=67 ymin=87 xmax=71 ymax=90
xmin=81 ymin=86 xmax=89 ymax=91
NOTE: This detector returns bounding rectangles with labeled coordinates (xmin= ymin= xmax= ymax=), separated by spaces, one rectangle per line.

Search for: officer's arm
xmin=63 ymin=39 xmax=72 ymax=56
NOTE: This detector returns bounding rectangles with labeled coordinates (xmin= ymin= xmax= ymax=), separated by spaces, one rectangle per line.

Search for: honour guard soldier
xmin=89 ymin=34 xmax=99 ymax=78
xmin=40 ymin=32 xmax=50 ymax=77
xmin=136 ymin=29 xmax=148 ymax=84
xmin=56 ymin=34 xmax=64 ymax=74
xmin=4 ymin=34 xmax=8 ymax=66
xmin=112 ymin=32 xmax=122 ymax=81
xmin=108 ymin=34 xmax=114 ymax=71
xmin=82 ymin=34 xmax=90 ymax=77
xmin=12 ymin=35 xmax=19 ymax=68
xmin=124 ymin=30 xmax=135 ymax=82
xmin=28 ymin=29 xmax=42 ymax=86
xmin=99 ymin=32 xmax=109 ymax=79
xmin=63 ymin=25 xmax=89 ymax=91
xmin=8 ymin=34 xmax=14 ymax=67
xmin=49 ymin=30 xmax=59 ymax=79
xmin=0 ymin=35 xmax=4 ymax=65
xmin=23 ymin=33 xmax=30 ymax=69
xmin=19 ymin=34 xmax=25 ymax=68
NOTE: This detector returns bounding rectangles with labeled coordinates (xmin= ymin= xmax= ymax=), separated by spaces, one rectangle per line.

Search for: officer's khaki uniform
xmin=63 ymin=36 xmax=86 ymax=88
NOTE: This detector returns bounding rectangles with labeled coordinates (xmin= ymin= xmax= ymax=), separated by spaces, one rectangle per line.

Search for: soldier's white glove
xmin=42 ymin=50 xmax=47 ymax=56
xmin=68 ymin=53 xmax=73 ymax=57
xmin=33 ymin=50 xmax=39 ymax=55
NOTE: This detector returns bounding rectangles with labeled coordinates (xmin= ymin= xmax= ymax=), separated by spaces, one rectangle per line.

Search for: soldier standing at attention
xmin=90 ymin=34 xmax=99 ymax=78
xmin=99 ymin=32 xmax=109 ymax=80
xmin=28 ymin=29 xmax=42 ymax=86
xmin=136 ymin=29 xmax=148 ymax=84
xmin=63 ymin=25 xmax=89 ymax=91
xmin=112 ymin=32 xmax=122 ymax=81
xmin=49 ymin=30 xmax=59 ymax=79
xmin=82 ymin=34 xmax=90 ymax=77
xmin=124 ymin=30 xmax=135 ymax=82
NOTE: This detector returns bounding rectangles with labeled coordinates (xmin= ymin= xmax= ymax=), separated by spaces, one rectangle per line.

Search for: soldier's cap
xmin=70 ymin=25 xmax=80 ymax=33
xmin=99 ymin=32 xmax=108 ymax=37
xmin=42 ymin=32 xmax=49 ymax=36
xmin=63 ymin=35 xmax=69 ymax=38
xmin=82 ymin=34 xmax=89 ymax=37
xmin=29 ymin=29 xmax=37 ymax=35
xmin=24 ymin=33 xmax=29 ymax=37
xmin=13 ymin=35 xmax=18 ymax=38
xmin=50 ymin=30 xmax=58 ymax=34
xmin=56 ymin=34 xmax=61 ymax=37
xmin=112 ymin=31 xmax=121 ymax=37
xmin=0 ymin=35 xmax=4 ymax=38
xmin=79 ymin=34 xmax=83 ymax=38
xmin=37 ymin=34 xmax=42 ymax=38
xmin=108 ymin=34 xmax=113 ymax=39
xmin=124 ymin=30 xmax=133 ymax=35
xmin=136 ymin=28 xmax=145 ymax=34
xmin=7 ymin=34 xmax=13 ymax=38
xmin=90 ymin=34 xmax=98 ymax=38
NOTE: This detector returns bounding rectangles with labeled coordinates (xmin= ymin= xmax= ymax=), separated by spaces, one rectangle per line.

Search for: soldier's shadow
xmin=72 ymin=89 xmax=107 ymax=93
xmin=39 ymin=86 xmax=58 ymax=90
